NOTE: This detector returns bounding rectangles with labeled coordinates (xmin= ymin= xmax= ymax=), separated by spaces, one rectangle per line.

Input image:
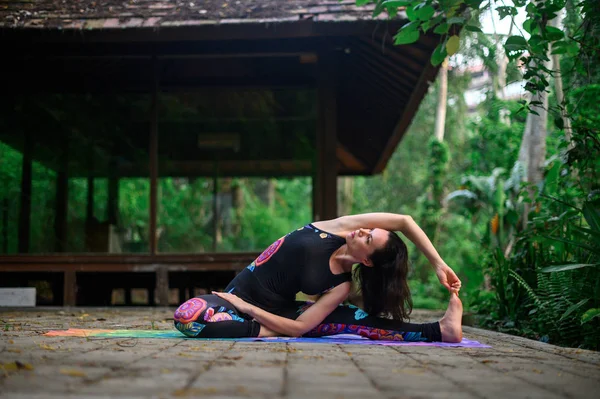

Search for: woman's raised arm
xmin=314 ymin=212 xmax=409 ymax=234
xmin=315 ymin=213 xmax=461 ymax=293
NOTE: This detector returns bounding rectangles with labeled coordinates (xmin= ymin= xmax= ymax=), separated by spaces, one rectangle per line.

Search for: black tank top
xmin=226 ymin=224 xmax=352 ymax=312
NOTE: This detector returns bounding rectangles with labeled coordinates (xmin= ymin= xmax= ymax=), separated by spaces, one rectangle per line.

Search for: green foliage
xmin=410 ymin=276 xmax=446 ymax=310
xmin=466 ymin=98 xmax=526 ymax=175
xmin=360 ymin=0 xmax=592 ymax=123
xmin=355 ymin=0 xmax=600 ymax=348
xmin=565 ymin=84 xmax=600 ymax=185
xmin=506 ymin=197 xmax=600 ymax=349
xmin=0 ymin=142 xmax=22 ymax=253
xmin=427 ymin=138 xmax=450 ymax=201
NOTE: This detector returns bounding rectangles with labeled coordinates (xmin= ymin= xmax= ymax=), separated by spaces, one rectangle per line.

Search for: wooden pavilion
xmin=0 ymin=0 xmax=441 ymax=306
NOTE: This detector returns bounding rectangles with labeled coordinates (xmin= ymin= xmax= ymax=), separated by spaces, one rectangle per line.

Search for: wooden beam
xmin=86 ymin=175 xmax=94 ymax=222
xmin=149 ymin=56 xmax=168 ymax=306
xmin=156 ymin=266 xmax=169 ymax=306
xmin=336 ymin=145 xmax=367 ymax=172
xmin=22 ymin=52 xmax=318 ymax=61
xmin=54 ymin=136 xmax=69 ymax=252
xmin=63 ymin=271 xmax=76 ymax=306
xmin=212 ymin=167 xmax=219 ymax=252
xmin=0 ymin=253 xmax=260 ymax=267
xmin=316 ymin=49 xmax=338 ymax=220
xmin=86 ymin=155 xmax=95 ymax=223
xmin=0 ymin=263 xmax=249 ymax=272
xmin=312 ymin=174 xmax=321 ymax=222
xmin=149 ymin=57 xmax=159 ymax=256
xmin=107 ymin=163 xmax=119 ymax=225
xmin=2 ymin=198 xmax=7 ymax=253
xmin=7 ymin=76 xmax=317 ymax=95
xmin=0 ymin=20 xmax=403 ymax=44
xmin=117 ymin=160 xmax=313 ymax=178
xmin=4 ymin=37 xmax=330 ymax=58
xmin=18 ymin=132 xmax=32 ymax=254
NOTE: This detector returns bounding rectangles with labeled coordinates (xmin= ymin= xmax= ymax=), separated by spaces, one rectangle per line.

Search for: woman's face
xmin=346 ymin=228 xmax=388 ymax=266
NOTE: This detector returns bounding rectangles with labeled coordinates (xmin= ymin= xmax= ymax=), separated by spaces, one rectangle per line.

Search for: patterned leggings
xmin=173 ymin=295 xmax=442 ymax=342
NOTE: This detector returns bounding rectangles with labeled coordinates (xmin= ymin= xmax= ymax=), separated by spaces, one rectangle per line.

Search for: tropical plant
xmin=509 ymin=196 xmax=600 ymax=348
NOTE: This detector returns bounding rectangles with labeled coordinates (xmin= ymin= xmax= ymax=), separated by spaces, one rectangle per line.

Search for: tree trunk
xmin=550 ymin=15 xmax=574 ymax=151
xmin=518 ymin=63 xmax=550 ymax=228
xmin=255 ymin=179 xmax=275 ymax=209
xmin=552 ymin=54 xmax=573 ymax=149
xmin=267 ymin=179 xmax=275 ymax=209
xmin=434 ymin=58 xmax=448 ymax=142
xmin=337 ymin=177 xmax=354 ymax=216
xmin=215 ymin=178 xmax=234 ymax=249
xmin=496 ymin=17 xmax=515 ymax=99
xmin=231 ymin=179 xmax=244 ymax=238
xmin=519 ymin=88 xmax=549 ymax=184
xmin=497 ymin=56 xmax=508 ymax=99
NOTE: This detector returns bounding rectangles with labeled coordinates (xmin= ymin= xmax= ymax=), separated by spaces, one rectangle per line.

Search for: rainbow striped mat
xmin=44 ymin=329 xmax=491 ymax=347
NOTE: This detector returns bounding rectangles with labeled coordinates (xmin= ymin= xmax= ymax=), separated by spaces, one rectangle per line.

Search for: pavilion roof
xmin=1 ymin=1 xmax=440 ymax=178
xmin=0 ymin=0 xmax=387 ymax=29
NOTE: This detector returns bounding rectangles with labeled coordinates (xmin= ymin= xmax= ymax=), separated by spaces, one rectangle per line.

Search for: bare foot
xmin=439 ymin=292 xmax=463 ymax=343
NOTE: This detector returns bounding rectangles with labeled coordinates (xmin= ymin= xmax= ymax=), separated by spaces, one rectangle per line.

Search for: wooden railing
xmin=0 ymin=253 xmax=259 ymax=306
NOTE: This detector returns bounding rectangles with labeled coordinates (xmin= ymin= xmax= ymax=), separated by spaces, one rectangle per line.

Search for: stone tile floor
xmin=0 ymin=307 xmax=599 ymax=398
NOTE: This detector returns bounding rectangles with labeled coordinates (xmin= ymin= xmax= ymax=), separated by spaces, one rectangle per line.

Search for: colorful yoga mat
xmin=44 ymin=329 xmax=491 ymax=347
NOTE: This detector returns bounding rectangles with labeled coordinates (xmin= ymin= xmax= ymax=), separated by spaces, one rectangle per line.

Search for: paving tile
xmin=1 ymin=307 xmax=599 ymax=399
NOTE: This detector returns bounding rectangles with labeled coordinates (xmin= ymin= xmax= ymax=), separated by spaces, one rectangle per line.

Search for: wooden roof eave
xmin=372 ymin=44 xmax=440 ymax=174
xmin=0 ymin=18 xmax=402 ymax=44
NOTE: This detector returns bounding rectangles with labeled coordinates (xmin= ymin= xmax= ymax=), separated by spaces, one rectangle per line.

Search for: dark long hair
xmin=352 ymin=231 xmax=412 ymax=320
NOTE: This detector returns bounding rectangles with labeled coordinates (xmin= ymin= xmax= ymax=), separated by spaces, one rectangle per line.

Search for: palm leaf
xmin=540 ymin=235 xmax=597 ymax=254
xmin=541 ymin=263 xmax=600 ymax=272
xmin=445 ymin=189 xmax=478 ymax=202
xmin=559 ymin=299 xmax=589 ymax=321
xmin=582 ymin=201 xmax=600 ymax=232
xmin=572 ymin=225 xmax=600 ymax=240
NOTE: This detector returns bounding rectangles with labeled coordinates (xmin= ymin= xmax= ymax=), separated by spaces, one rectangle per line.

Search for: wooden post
xmin=212 ymin=170 xmax=218 ymax=252
xmin=18 ymin=132 xmax=33 ymax=253
xmin=54 ymin=136 xmax=69 ymax=252
xmin=315 ymin=50 xmax=338 ymax=221
xmin=62 ymin=269 xmax=76 ymax=306
xmin=2 ymin=198 xmax=8 ymax=253
xmin=149 ymin=57 xmax=159 ymax=256
xmin=124 ymin=288 xmax=132 ymax=305
xmin=107 ymin=162 xmax=119 ymax=226
xmin=156 ymin=266 xmax=169 ymax=306
xmin=312 ymin=174 xmax=322 ymax=221
xmin=149 ymin=56 xmax=169 ymax=306
xmin=86 ymin=174 xmax=94 ymax=222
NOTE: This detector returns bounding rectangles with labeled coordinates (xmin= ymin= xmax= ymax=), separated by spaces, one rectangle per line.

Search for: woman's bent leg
xmin=173 ymin=295 xmax=261 ymax=338
xmin=296 ymin=293 xmax=462 ymax=342
xmin=292 ymin=304 xmax=442 ymax=342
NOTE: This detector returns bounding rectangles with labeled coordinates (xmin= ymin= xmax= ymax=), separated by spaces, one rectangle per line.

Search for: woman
xmin=173 ymin=213 xmax=463 ymax=342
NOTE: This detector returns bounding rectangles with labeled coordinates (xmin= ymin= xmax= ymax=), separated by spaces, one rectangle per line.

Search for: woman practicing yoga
xmin=173 ymin=213 xmax=463 ymax=342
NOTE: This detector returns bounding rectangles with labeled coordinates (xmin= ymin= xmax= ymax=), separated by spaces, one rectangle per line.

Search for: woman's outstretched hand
xmin=212 ymin=291 xmax=254 ymax=314
xmin=435 ymin=265 xmax=462 ymax=295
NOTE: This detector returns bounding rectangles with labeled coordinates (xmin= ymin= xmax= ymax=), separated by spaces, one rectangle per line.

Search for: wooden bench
xmin=0 ymin=253 xmax=259 ymax=306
